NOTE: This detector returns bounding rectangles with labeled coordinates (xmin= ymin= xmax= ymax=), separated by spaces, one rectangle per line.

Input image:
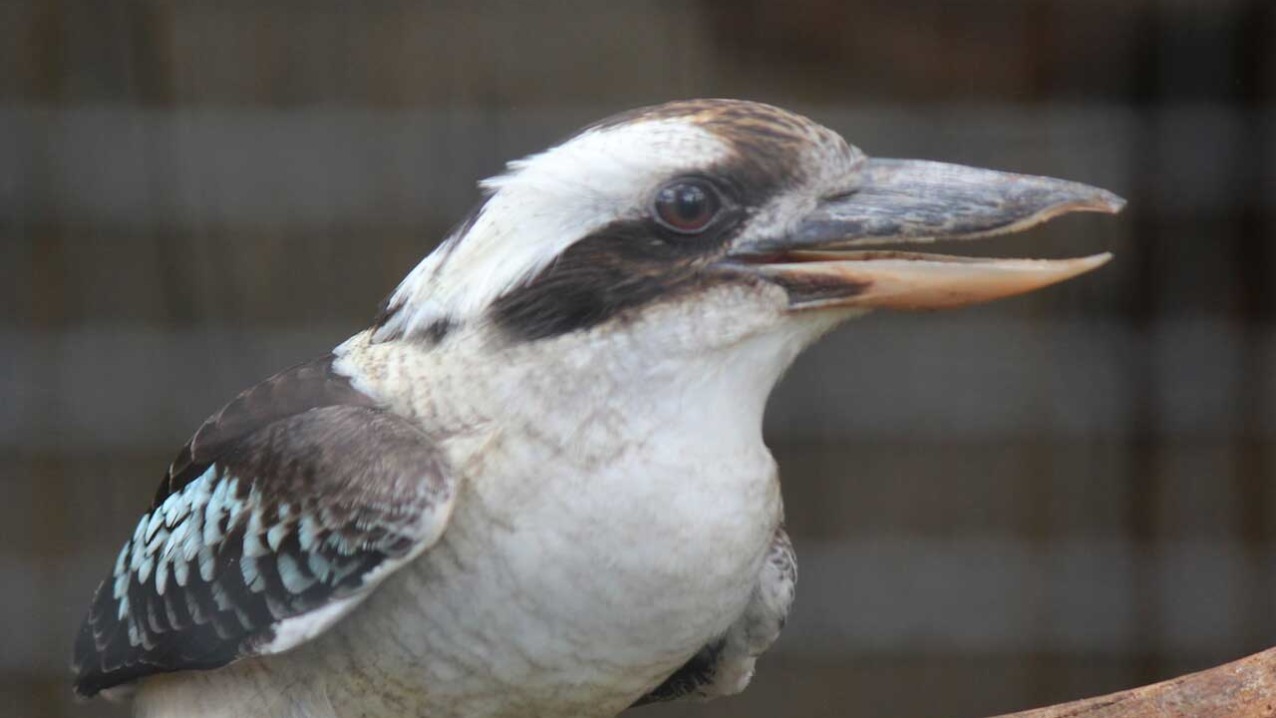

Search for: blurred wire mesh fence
xmin=2 ymin=2 xmax=1274 ymax=717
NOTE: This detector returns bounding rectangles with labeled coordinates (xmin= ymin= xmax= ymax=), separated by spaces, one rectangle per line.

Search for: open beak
xmin=730 ymin=159 xmax=1125 ymax=311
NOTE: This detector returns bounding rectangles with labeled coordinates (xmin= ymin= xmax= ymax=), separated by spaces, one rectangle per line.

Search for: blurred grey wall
xmin=2 ymin=1 xmax=1274 ymax=717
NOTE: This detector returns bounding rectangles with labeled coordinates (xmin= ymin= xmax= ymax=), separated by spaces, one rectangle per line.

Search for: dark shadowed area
xmin=3 ymin=2 xmax=1274 ymax=717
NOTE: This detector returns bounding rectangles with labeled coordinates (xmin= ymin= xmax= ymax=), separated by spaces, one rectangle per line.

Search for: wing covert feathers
xmin=72 ymin=357 xmax=455 ymax=698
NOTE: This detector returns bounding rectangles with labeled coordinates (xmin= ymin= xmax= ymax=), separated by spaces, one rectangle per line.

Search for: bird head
xmin=372 ymin=99 xmax=1122 ymax=364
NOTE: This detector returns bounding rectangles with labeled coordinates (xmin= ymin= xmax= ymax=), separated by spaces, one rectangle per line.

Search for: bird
xmin=71 ymin=99 xmax=1124 ymax=718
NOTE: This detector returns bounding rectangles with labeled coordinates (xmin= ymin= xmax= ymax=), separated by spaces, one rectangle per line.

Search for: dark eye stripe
xmin=490 ymin=152 xmax=794 ymax=343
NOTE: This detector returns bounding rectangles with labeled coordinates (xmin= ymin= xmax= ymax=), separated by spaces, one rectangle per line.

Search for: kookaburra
xmin=73 ymin=100 xmax=1123 ymax=718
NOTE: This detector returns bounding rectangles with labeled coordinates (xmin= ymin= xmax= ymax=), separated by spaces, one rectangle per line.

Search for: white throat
xmin=347 ymin=284 xmax=838 ymax=465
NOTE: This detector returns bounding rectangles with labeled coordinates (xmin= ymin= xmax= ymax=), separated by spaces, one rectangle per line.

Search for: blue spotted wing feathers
xmin=72 ymin=357 xmax=455 ymax=698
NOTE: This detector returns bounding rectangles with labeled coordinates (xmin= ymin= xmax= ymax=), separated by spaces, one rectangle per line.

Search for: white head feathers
xmin=372 ymin=117 xmax=734 ymax=342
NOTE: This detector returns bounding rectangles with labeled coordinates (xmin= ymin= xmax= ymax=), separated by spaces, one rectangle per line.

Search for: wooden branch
xmin=993 ymin=647 xmax=1276 ymax=718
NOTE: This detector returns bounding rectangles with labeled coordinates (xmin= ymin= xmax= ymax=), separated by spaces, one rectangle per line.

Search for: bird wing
xmin=634 ymin=528 xmax=797 ymax=705
xmin=71 ymin=356 xmax=456 ymax=699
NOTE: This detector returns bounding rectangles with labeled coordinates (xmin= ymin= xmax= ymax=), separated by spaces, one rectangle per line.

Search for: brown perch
xmin=994 ymin=647 xmax=1276 ymax=718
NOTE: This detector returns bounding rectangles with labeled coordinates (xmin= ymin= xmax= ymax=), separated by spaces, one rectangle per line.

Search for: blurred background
xmin=2 ymin=1 xmax=1274 ymax=717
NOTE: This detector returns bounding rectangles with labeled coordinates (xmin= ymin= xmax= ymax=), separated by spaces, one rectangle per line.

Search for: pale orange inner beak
xmin=753 ymin=249 xmax=1113 ymax=311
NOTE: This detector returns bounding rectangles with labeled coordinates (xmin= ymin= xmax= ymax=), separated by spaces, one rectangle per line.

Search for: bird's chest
xmin=330 ymin=329 xmax=794 ymax=715
xmin=464 ymin=420 xmax=783 ymax=631
xmin=341 ymin=420 xmax=781 ymax=717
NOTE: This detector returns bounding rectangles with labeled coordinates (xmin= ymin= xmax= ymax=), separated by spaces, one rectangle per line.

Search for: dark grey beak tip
xmin=1051 ymin=181 xmax=1125 ymax=217
xmin=1012 ymin=176 xmax=1127 ymax=220
xmin=1092 ymin=189 xmax=1127 ymax=215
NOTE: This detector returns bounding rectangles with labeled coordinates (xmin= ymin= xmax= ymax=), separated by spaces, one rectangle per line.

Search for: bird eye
xmin=653 ymin=179 xmax=721 ymax=234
